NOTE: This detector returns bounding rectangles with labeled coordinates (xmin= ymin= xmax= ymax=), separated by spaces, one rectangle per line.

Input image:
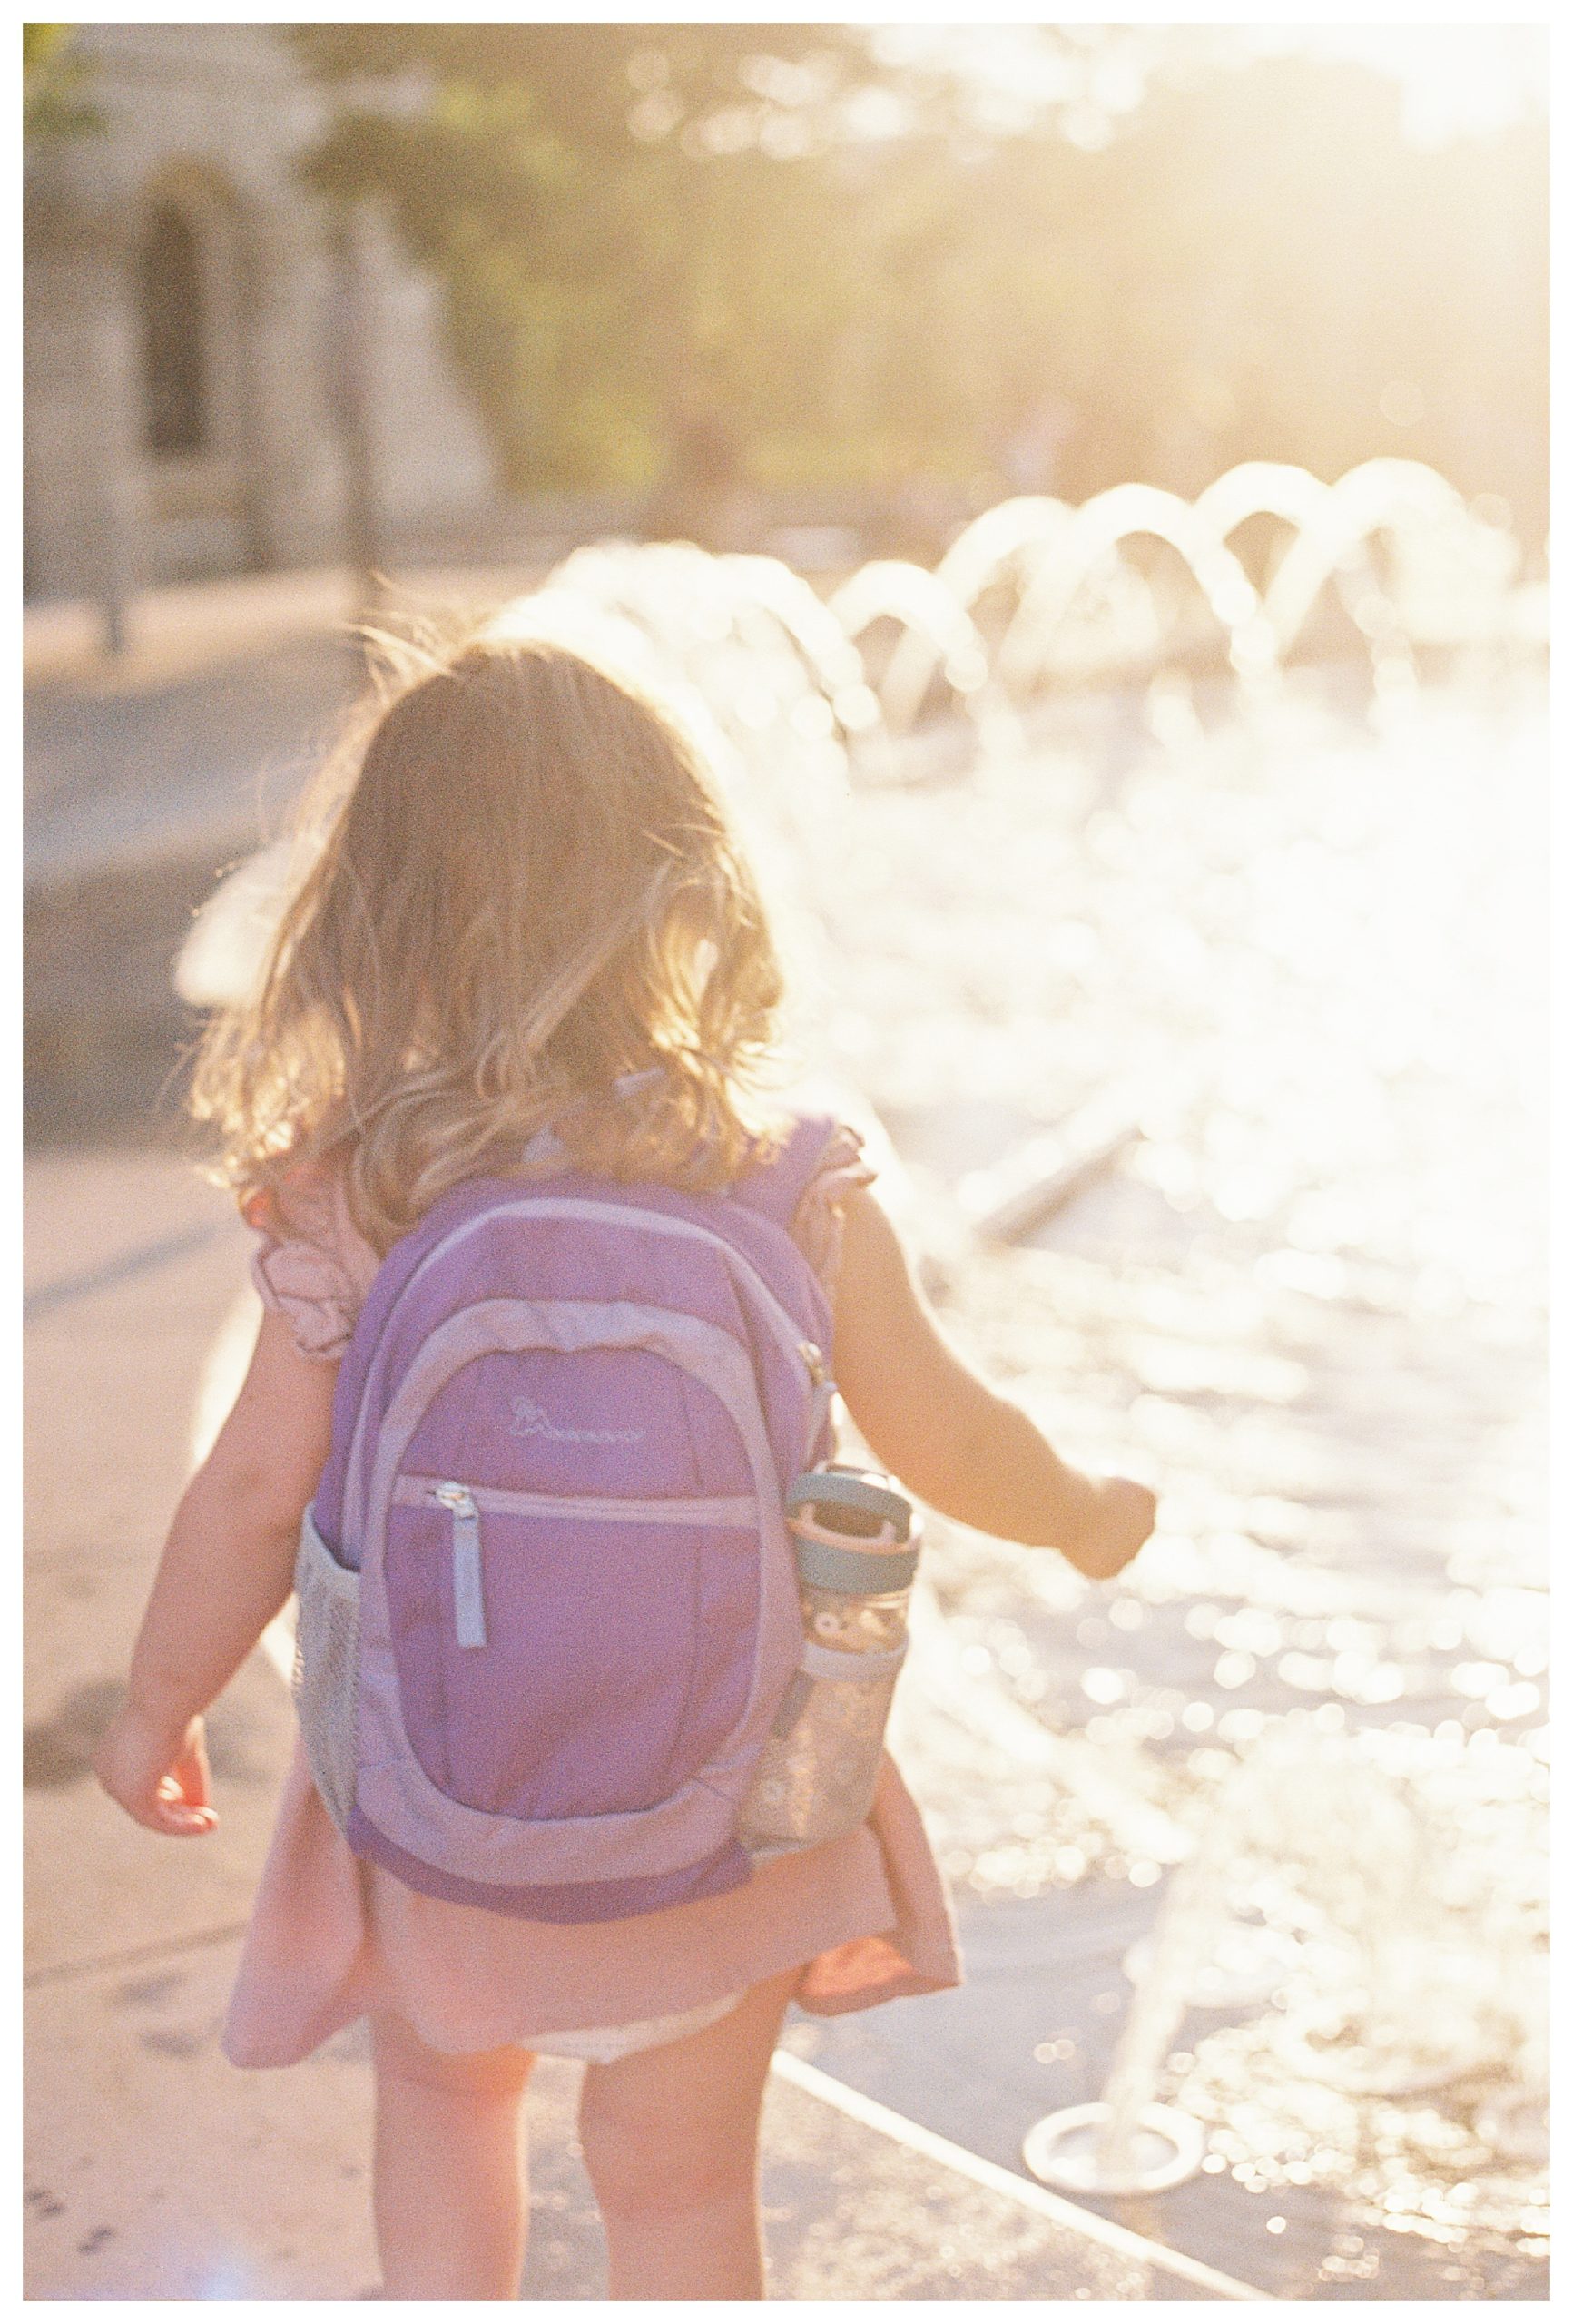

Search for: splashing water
xmin=178 ymin=457 xmax=1539 ymax=1016
xmin=1048 ymin=1723 xmax=1518 ymax=2196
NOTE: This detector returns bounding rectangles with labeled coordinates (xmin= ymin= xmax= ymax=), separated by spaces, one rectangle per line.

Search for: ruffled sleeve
xmin=786 ymin=1123 xmax=877 ymax=1305
xmin=241 ymin=1160 xmax=377 ymax=1364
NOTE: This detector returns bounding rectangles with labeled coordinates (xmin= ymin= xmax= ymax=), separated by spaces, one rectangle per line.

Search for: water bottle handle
xmin=786 ymin=1466 xmax=914 ymax=1541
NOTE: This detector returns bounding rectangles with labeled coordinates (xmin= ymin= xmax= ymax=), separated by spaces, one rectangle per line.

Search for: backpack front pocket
xmin=386 ymin=1478 xmax=762 ymax=1822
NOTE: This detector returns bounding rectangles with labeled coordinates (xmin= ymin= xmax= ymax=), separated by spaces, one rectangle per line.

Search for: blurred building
xmin=23 ymin=23 xmax=496 ymax=603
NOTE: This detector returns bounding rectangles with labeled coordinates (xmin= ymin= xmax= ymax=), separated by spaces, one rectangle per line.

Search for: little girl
xmin=94 ymin=632 xmax=1155 ymax=2301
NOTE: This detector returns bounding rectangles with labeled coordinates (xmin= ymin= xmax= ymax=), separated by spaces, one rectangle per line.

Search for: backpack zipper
xmin=403 ymin=1476 xmax=758 ymax=1529
xmin=416 ymin=1473 xmax=764 ymax=1651
xmin=800 ymin=1339 xmax=838 ymax=1450
xmin=432 ymin=1480 xmax=487 ymax=1649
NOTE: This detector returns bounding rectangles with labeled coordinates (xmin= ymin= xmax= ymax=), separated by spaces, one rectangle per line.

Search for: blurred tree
xmin=23 ymin=23 xmax=101 ymax=142
xmin=290 ymin=24 xmax=886 ymax=498
xmin=286 ymin=26 xmax=1548 ymax=538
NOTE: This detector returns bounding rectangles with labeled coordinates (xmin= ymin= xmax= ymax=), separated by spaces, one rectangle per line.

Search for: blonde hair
xmin=192 ymin=629 xmax=789 ymax=1254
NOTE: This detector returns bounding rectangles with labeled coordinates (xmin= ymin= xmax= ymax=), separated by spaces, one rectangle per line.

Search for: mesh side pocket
xmin=292 ymin=1511 xmax=360 ymax=1833
xmin=738 ymin=1659 xmax=899 ymax=1854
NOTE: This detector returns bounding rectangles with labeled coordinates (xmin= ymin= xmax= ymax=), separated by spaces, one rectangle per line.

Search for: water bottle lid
xmin=786 ymin=1466 xmax=912 ymax=1541
xmin=794 ymin=1534 xmax=921 ymax=1596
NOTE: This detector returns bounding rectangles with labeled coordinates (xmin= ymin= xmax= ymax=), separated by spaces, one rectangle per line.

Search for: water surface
xmin=790 ymin=665 xmax=1548 ymax=2300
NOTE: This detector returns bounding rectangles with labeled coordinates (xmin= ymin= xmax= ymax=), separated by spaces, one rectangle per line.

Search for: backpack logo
xmin=508 ymin=1395 xmax=645 ymax=1447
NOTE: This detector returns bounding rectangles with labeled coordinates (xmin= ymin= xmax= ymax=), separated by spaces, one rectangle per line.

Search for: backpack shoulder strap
xmin=728 ymin=1113 xmax=841 ymax=1233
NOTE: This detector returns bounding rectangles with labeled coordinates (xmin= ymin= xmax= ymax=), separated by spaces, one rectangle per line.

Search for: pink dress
xmin=223 ymin=1126 xmax=961 ymax=2066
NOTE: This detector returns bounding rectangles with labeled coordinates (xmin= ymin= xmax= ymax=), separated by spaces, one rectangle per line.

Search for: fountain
xmin=827 ymin=557 xmax=994 ymax=743
xmin=1020 ymin=1718 xmax=1529 ymax=2199
xmin=179 ymin=457 xmax=1540 ymax=1017
xmin=1261 ymin=458 xmax=1523 ymax=664
xmin=1119 ymin=1915 xmax=1301 ymax=2014
xmin=520 ymin=456 xmax=1531 ymax=769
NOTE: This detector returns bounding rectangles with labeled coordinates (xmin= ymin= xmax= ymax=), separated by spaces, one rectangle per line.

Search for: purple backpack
xmin=291 ymin=1116 xmax=845 ymax=1923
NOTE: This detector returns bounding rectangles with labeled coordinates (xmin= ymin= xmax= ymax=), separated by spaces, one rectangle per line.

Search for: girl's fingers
xmin=172 ymin=1742 xmax=212 ymax=1809
xmin=153 ymin=1774 xmax=218 ymax=1835
xmin=103 ymin=1782 xmax=215 ymax=1837
xmin=93 ymin=1713 xmax=219 ymax=1836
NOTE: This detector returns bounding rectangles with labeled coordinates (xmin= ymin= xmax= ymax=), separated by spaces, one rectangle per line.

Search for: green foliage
xmin=24 ymin=23 xmax=102 ymax=141
xmin=288 ymin=27 xmax=1548 ymax=527
xmin=290 ymin=24 xmax=884 ymax=490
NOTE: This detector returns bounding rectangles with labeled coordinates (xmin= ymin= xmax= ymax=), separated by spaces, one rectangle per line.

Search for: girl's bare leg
xmin=576 ymin=1967 xmax=801 ymax=2301
xmin=370 ymin=2013 xmax=536 ymax=2299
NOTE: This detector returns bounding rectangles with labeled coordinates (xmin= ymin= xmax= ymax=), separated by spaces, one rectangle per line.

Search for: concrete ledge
xmin=770 ymin=2051 xmax=1268 ymax=2301
xmin=23 ymin=564 xmax=551 ymax=696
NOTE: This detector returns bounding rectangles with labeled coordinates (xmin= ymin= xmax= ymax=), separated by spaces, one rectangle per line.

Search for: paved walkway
xmin=24 ymin=1147 xmax=1253 ymax=2301
xmin=24 ymin=566 xmax=553 ymax=892
xmin=23 ymin=565 xmax=558 ymax=699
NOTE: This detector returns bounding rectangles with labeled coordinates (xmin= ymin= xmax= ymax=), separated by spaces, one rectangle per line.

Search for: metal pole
xmin=96 ymin=454 xmax=130 ymax=659
xmin=93 ymin=238 xmax=133 ymax=657
xmin=327 ymin=203 xmax=382 ymax=623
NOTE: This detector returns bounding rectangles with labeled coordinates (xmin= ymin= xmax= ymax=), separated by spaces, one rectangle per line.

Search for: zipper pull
xmin=799 ymin=1341 xmax=839 ymax=1456
xmin=433 ymin=1481 xmax=487 ymax=1649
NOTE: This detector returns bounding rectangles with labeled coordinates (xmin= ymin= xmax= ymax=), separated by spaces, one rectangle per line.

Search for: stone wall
xmin=24 ymin=24 xmax=496 ymax=603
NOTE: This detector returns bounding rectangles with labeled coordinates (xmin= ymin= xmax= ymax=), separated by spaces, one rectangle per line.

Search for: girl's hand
xmin=94 ymin=1706 xmax=217 ymax=1837
xmin=1064 ymin=1476 xmax=1158 ymax=1581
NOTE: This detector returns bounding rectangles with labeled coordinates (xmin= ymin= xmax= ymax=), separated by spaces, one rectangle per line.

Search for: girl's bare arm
xmin=95 ymin=1310 xmax=339 ymax=1835
xmin=832 ymin=1186 xmax=1155 ymax=1578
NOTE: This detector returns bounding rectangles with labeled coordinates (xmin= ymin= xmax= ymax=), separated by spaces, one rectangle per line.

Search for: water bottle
xmin=740 ymin=1464 xmax=921 ymax=1853
xmin=789 ymin=1464 xmax=919 ymax=1656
